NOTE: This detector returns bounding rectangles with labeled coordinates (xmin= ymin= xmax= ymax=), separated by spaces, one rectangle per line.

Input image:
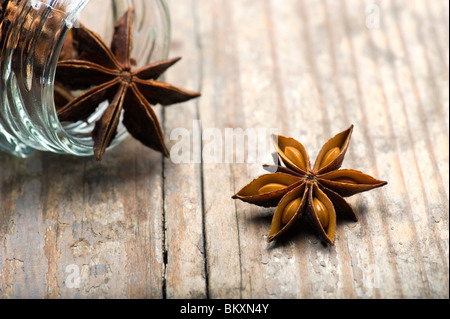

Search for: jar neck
xmin=0 ymin=0 xmax=170 ymax=158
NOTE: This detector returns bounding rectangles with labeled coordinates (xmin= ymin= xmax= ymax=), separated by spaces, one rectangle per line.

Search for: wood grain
xmin=0 ymin=0 xmax=448 ymax=299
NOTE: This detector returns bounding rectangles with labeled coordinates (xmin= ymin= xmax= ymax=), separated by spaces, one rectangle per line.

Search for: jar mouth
xmin=0 ymin=0 xmax=170 ymax=158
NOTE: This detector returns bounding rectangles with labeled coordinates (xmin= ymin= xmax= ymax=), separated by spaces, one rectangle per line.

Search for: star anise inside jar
xmin=233 ymin=126 xmax=388 ymax=245
xmin=55 ymin=8 xmax=201 ymax=161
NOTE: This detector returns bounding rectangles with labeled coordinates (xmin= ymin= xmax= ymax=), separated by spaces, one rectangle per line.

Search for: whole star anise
xmin=232 ymin=126 xmax=387 ymax=245
xmin=56 ymin=8 xmax=201 ymax=161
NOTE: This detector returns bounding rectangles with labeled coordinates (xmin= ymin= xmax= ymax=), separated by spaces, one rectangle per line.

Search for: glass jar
xmin=0 ymin=0 xmax=170 ymax=158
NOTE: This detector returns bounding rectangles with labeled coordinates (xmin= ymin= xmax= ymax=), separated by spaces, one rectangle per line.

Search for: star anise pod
xmin=56 ymin=8 xmax=201 ymax=161
xmin=233 ymin=126 xmax=388 ymax=245
xmin=1 ymin=0 xmax=15 ymax=53
xmin=0 ymin=0 xmax=8 ymax=25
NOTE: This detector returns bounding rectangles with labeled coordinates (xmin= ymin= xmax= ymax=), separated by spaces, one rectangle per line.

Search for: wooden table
xmin=0 ymin=0 xmax=448 ymax=299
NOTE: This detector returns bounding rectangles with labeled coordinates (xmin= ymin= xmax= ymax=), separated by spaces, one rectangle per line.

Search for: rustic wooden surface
xmin=0 ymin=0 xmax=448 ymax=299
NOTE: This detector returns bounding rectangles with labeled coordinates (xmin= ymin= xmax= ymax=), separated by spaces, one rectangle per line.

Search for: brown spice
xmin=233 ymin=126 xmax=388 ymax=245
xmin=0 ymin=0 xmax=14 ymax=50
xmin=56 ymin=8 xmax=201 ymax=161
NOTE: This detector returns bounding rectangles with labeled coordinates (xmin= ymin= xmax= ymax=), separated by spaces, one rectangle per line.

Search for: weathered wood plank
xmin=0 ymin=141 xmax=166 ymax=298
xmin=195 ymin=0 xmax=245 ymax=298
xmin=162 ymin=0 xmax=207 ymax=299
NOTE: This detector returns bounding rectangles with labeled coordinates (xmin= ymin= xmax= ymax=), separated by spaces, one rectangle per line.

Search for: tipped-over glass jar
xmin=0 ymin=0 xmax=170 ymax=158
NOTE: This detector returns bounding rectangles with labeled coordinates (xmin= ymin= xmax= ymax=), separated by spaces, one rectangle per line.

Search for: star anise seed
xmin=233 ymin=125 xmax=388 ymax=245
xmin=55 ymin=8 xmax=201 ymax=161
